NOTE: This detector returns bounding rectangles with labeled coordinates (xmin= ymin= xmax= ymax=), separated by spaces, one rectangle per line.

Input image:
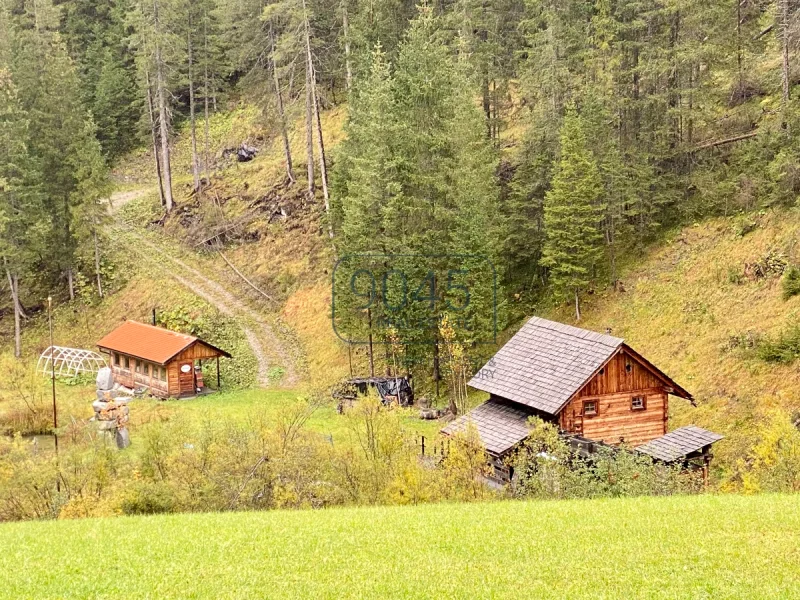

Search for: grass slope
xmin=1 ymin=494 xmax=799 ymax=599
xmin=546 ymin=209 xmax=800 ymax=479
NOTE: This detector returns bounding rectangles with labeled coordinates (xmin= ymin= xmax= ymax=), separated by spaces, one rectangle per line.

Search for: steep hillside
xmin=545 ymin=209 xmax=800 ymax=483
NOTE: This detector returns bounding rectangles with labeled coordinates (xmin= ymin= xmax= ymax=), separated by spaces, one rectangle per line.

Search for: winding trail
xmin=108 ymin=189 xmax=299 ymax=387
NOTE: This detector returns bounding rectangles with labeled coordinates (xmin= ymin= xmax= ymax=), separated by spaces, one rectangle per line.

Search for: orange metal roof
xmin=97 ymin=320 xmax=229 ymax=365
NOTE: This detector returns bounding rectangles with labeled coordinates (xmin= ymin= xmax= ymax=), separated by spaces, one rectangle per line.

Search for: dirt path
xmin=108 ymin=189 xmax=300 ymax=387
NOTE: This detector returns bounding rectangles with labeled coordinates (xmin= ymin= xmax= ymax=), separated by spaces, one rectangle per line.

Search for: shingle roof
xmin=441 ymin=400 xmax=534 ymax=456
xmin=97 ymin=321 xmax=231 ymax=365
xmin=636 ymin=426 xmax=724 ymax=462
xmin=468 ymin=317 xmax=623 ymax=415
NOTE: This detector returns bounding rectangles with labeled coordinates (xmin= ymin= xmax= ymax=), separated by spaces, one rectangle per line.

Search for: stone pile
xmin=92 ymin=367 xmax=131 ymax=449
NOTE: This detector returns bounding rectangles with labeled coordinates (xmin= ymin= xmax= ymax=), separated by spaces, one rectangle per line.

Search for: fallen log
xmin=217 ymin=250 xmax=275 ymax=303
xmin=691 ymin=130 xmax=759 ymax=152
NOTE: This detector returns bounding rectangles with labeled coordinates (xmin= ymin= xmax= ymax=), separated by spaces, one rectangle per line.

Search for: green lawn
xmin=1 ymin=494 xmax=798 ymax=599
xmin=132 ymin=387 xmax=444 ymax=441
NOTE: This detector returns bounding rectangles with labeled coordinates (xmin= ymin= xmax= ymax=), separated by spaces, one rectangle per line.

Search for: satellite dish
xmin=180 ymin=364 xmax=192 ymax=373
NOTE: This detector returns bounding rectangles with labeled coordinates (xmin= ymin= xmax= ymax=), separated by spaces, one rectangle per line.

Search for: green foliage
xmin=510 ymin=419 xmax=699 ymax=500
xmin=540 ymin=107 xmax=604 ymax=316
xmin=156 ymin=302 xmax=258 ymax=389
xmin=782 ymin=265 xmax=800 ymax=300
xmin=736 ymin=410 xmax=800 ymax=493
xmin=756 ymin=318 xmax=800 ymax=364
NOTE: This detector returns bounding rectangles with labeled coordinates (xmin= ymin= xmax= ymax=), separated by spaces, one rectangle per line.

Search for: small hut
xmin=97 ymin=320 xmax=231 ymax=398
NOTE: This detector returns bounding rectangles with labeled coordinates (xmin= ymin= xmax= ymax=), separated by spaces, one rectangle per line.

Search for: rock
xmin=96 ymin=389 xmax=114 ymax=401
xmin=92 ymin=400 xmax=111 ymax=413
xmin=115 ymin=428 xmax=131 ymax=449
xmin=97 ymin=420 xmax=117 ymax=431
xmin=96 ymin=367 xmax=114 ymax=391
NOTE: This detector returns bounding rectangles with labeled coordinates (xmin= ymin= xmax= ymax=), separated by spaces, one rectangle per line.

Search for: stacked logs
xmin=93 ymin=367 xmax=131 ymax=449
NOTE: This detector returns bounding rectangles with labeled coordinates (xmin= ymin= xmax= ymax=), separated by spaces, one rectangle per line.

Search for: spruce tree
xmin=540 ymin=107 xmax=603 ymax=321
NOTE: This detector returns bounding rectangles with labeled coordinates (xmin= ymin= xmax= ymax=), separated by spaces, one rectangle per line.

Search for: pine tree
xmin=540 ymin=107 xmax=604 ymax=321
xmin=0 ymin=67 xmax=43 ymax=357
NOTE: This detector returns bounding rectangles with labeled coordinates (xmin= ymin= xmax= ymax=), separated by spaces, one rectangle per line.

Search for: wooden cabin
xmin=443 ymin=317 xmax=722 ymax=478
xmin=97 ymin=320 xmax=231 ymax=398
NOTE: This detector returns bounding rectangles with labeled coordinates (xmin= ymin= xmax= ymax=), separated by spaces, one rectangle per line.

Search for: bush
xmin=756 ymin=319 xmax=800 ymax=363
xmin=509 ymin=419 xmax=701 ymax=500
xmin=782 ymin=265 xmax=800 ymax=300
xmin=737 ymin=410 xmax=800 ymax=493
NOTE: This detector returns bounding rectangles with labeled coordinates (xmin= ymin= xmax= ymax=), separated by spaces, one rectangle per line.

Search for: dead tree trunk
xmin=93 ymin=227 xmax=103 ymax=298
xmin=304 ymin=48 xmax=316 ymax=198
xmin=203 ymin=10 xmax=211 ymax=184
xmin=342 ymin=2 xmax=352 ymax=91
xmin=4 ymin=259 xmax=21 ymax=358
xmin=270 ymin=25 xmax=294 ymax=184
xmin=303 ymin=0 xmax=332 ymax=238
xmin=67 ymin=266 xmax=75 ymax=301
xmin=781 ymin=0 xmax=791 ymax=114
xmin=145 ymin=70 xmax=166 ymax=207
xmin=188 ymin=22 xmax=201 ymax=191
xmin=154 ymin=0 xmax=174 ymax=211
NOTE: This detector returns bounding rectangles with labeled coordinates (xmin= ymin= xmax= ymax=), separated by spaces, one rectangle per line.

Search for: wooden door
xmin=178 ymin=361 xmax=195 ymax=395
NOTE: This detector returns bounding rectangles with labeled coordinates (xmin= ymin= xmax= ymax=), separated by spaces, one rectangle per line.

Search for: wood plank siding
xmin=559 ymin=350 xmax=670 ymax=446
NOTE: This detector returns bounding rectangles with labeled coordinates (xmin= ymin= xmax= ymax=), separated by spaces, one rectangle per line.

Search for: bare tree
xmin=4 ymin=257 xmax=22 ymax=357
xmin=153 ymin=0 xmax=174 ymax=211
xmin=270 ymin=24 xmax=295 ymax=183
xmin=188 ymin=16 xmax=201 ymax=191
xmin=145 ymin=70 xmax=166 ymax=207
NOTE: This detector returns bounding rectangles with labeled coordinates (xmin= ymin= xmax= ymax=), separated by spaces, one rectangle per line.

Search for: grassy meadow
xmin=1 ymin=494 xmax=798 ymax=599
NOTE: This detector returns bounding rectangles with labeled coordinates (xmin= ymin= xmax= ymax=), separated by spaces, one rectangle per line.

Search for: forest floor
xmin=1 ymin=494 xmax=798 ymax=599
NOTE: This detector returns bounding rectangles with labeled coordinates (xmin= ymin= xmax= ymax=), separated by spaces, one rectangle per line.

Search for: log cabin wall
xmin=559 ymin=350 xmax=670 ymax=446
xmin=110 ymin=352 xmax=170 ymax=398
xmin=576 ymin=350 xmax=665 ymax=397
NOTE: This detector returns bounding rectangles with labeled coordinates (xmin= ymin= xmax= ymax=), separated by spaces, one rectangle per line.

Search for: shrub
xmin=737 ymin=410 xmax=800 ymax=493
xmin=782 ymin=265 xmax=800 ymax=300
xmin=509 ymin=419 xmax=701 ymax=500
xmin=756 ymin=319 xmax=800 ymax=363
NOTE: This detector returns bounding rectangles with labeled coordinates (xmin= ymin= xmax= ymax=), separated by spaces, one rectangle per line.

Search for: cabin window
xmin=135 ymin=360 xmax=141 ymax=374
xmin=160 ymin=367 xmax=167 ymax=381
xmin=123 ymin=356 xmax=130 ymax=369
xmin=143 ymin=363 xmax=150 ymax=377
xmin=583 ymin=400 xmax=598 ymax=417
xmin=113 ymin=353 xmax=120 ymax=366
xmin=625 ymin=362 xmax=632 ymax=374
xmin=631 ymin=396 xmax=646 ymax=411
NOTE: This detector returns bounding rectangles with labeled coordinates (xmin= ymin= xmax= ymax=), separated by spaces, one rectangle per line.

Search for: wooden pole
xmin=348 ymin=342 xmax=353 ymax=378
xmin=48 ymin=297 xmax=59 ymax=491
xmin=216 ymin=355 xmax=221 ymax=389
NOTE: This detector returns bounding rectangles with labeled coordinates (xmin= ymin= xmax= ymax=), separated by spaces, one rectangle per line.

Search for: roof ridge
xmin=125 ymin=320 xmax=197 ymax=341
xmin=528 ymin=316 xmax=623 ymax=348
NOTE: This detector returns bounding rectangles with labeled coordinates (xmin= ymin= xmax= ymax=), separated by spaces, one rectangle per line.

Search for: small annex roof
xmin=97 ymin=320 xmax=231 ymax=365
xmin=441 ymin=399 xmax=535 ymax=456
xmin=468 ymin=317 xmax=624 ymax=415
xmin=636 ymin=426 xmax=724 ymax=462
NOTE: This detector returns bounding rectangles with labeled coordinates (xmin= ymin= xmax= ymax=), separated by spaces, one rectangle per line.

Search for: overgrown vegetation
xmin=509 ymin=419 xmax=702 ymax=500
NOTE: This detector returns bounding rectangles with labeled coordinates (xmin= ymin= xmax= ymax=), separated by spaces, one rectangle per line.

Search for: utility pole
xmin=47 ymin=296 xmax=60 ymax=491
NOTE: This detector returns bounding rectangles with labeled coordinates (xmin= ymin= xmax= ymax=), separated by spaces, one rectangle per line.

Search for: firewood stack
xmin=92 ymin=367 xmax=131 ymax=449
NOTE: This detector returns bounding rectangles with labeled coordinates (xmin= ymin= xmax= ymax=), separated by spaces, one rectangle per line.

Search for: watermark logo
xmin=331 ymin=254 xmax=497 ymax=346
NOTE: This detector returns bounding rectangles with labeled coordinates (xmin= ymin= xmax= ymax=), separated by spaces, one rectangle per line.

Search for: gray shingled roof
xmin=468 ymin=317 xmax=623 ymax=415
xmin=636 ymin=426 xmax=724 ymax=462
xmin=441 ymin=400 xmax=534 ymax=456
